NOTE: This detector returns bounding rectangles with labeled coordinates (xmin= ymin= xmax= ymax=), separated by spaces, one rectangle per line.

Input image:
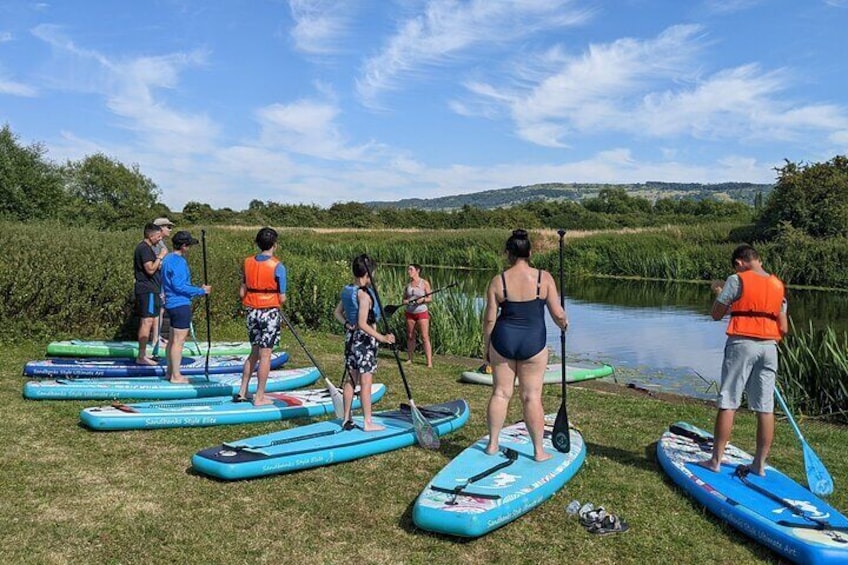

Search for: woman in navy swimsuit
xmin=482 ymin=230 xmax=569 ymax=462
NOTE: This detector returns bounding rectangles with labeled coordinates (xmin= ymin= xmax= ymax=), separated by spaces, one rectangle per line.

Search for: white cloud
xmin=0 ymin=76 xmax=37 ymax=96
xmin=824 ymin=0 xmax=847 ymax=7
xmin=288 ymin=0 xmax=356 ymax=54
xmin=703 ymin=0 xmax=765 ymax=14
xmin=31 ymin=24 xmax=218 ymax=154
xmin=356 ymin=0 xmax=591 ymax=106
xmin=0 ymin=31 xmax=13 ymax=42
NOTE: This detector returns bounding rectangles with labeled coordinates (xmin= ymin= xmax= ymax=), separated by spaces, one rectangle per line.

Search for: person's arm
xmin=543 ymin=271 xmax=568 ymax=329
xmin=778 ymin=299 xmax=789 ymax=336
xmin=239 ymin=268 xmax=247 ymax=300
xmin=711 ymin=275 xmax=738 ymax=321
xmin=482 ymin=279 xmax=499 ymax=362
xmin=357 ymin=290 xmax=394 ymax=344
xmin=421 ymin=279 xmax=432 ymax=304
xmin=333 ymin=300 xmax=352 ymax=331
xmin=141 ymin=246 xmax=164 ymax=276
xmin=169 ymin=258 xmax=207 ymax=298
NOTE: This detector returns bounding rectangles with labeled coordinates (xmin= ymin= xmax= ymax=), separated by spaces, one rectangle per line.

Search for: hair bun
xmin=512 ymin=229 xmax=528 ymax=239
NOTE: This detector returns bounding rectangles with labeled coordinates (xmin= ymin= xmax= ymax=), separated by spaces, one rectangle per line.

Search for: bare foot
xmin=170 ymin=377 xmax=189 ymax=384
xmin=746 ymin=463 xmax=766 ymax=477
xmin=252 ymin=397 xmax=274 ymax=406
xmin=484 ymin=443 xmax=499 ymax=456
xmin=535 ymin=451 xmax=553 ymax=463
xmin=362 ymin=422 xmax=385 ymax=432
xmin=404 ymin=359 xmax=413 ymax=365
xmin=695 ymin=459 xmax=722 ymax=472
xmin=136 ymin=357 xmax=158 ymax=366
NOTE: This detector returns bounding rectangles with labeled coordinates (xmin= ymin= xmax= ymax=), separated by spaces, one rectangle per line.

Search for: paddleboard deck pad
xmin=459 ymin=362 xmax=613 ymax=386
xmin=658 ymin=421 xmax=848 ymax=565
xmin=47 ymin=340 xmax=255 ymax=358
xmin=413 ymin=416 xmax=585 ymax=537
xmin=23 ymin=366 xmax=316 ymax=401
xmin=81 ymin=383 xmax=386 ymax=430
xmin=24 ymin=352 xmax=287 ymax=378
xmin=192 ymin=399 xmax=470 ymax=480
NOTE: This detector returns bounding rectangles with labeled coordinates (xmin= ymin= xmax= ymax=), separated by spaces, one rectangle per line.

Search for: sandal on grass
xmin=579 ymin=505 xmax=605 ymax=528
xmin=586 ymin=514 xmax=629 ymax=535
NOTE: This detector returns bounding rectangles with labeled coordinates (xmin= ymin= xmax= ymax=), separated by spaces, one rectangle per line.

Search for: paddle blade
xmin=409 ymin=400 xmax=440 ymax=449
xmin=325 ymin=379 xmax=344 ymax=418
xmin=803 ymin=442 xmax=834 ymax=496
xmin=551 ymin=407 xmax=571 ymax=453
xmin=384 ymin=304 xmax=400 ymax=317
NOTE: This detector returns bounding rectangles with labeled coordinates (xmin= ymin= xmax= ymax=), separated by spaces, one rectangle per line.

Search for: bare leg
xmin=419 ymin=318 xmax=432 ymax=368
xmin=485 ymin=346 xmax=516 ymax=455
xmin=750 ymin=411 xmax=774 ymax=476
xmin=405 ymin=316 xmax=416 ymax=363
xmin=136 ymin=317 xmax=157 ymax=365
xmin=252 ymin=348 xmax=273 ymax=406
xmin=238 ymin=346 xmax=259 ymax=399
xmin=697 ymin=408 xmax=736 ymax=472
xmin=360 ymin=372 xmax=384 ymax=431
xmin=518 ymin=348 xmax=552 ymax=462
xmin=168 ymin=328 xmax=189 ymax=383
xmin=343 ymin=369 xmax=359 ymax=422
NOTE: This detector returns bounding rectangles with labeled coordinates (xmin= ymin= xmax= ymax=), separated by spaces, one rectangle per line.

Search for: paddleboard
xmin=460 ymin=362 xmax=614 ymax=386
xmin=81 ymin=383 xmax=386 ymax=430
xmin=23 ymin=352 xmax=287 ymax=378
xmin=658 ymin=421 xmax=848 ymax=565
xmin=413 ymin=416 xmax=585 ymax=537
xmin=192 ymin=399 xmax=470 ymax=481
xmin=47 ymin=340 xmax=255 ymax=358
xmin=23 ymin=366 xmax=317 ymax=401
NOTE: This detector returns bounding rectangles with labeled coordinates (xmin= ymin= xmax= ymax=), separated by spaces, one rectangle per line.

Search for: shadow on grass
xmin=397 ymin=494 xmax=476 ymax=544
xmin=584 ymin=441 xmax=658 ymax=473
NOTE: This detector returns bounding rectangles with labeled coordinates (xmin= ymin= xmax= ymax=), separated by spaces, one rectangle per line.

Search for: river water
xmin=419 ymin=269 xmax=848 ymax=399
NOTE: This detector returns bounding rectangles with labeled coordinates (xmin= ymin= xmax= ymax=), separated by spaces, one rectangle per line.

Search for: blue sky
xmin=2 ymin=1 xmax=847 ymax=210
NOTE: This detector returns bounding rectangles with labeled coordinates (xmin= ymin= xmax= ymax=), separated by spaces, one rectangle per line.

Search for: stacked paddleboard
xmin=47 ymin=340 xmax=255 ymax=358
xmin=658 ymin=422 xmax=848 ymax=564
xmin=24 ymin=352 xmax=287 ymax=378
xmin=24 ymin=366 xmax=314 ymax=401
xmin=192 ymin=400 xmax=470 ymax=480
xmin=81 ymin=382 xmax=385 ymax=430
xmin=460 ymin=362 xmax=614 ymax=386
xmin=413 ymin=416 xmax=585 ymax=537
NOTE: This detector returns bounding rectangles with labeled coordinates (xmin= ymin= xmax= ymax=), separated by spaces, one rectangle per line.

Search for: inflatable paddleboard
xmin=81 ymin=383 xmax=386 ymax=430
xmin=23 ymin=352 xmax=287 ymax=378
xmin=413 ymin=416 xmax=585 ymax=537
xmin=658 ymin=422 xmax=848 ymax=565
xmin=460 ymin=362 xmax=614 ymax=386
xmin=23 ymin=366 xmax=317 ymax=401
xmin=192 ymin=399 xmax=470 ymax=481
xmin=47 ymin=340 xmax=255 ymax=358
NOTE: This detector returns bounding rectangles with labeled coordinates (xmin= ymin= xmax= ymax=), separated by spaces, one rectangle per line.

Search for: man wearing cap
xmin=151 ymin=217 xmax=174 ymax=351
xmin=134 ymin=223 xmax=167 ymax=365
xmin=160 ymin=231 xmax=211 ymax=383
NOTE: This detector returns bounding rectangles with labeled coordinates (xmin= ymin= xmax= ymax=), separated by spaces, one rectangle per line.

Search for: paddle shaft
xmin=201 ymin=230 xmax=211 ymax=379
xmin=279 ymin=311 xmax=334 ymax=388
xmin=385 ymin=282 xmax=458 ymax=316
xmin=552 ymin=229 xmax=571 ymax=453
xmin=774 ymin=384 xmax=833 ymax=495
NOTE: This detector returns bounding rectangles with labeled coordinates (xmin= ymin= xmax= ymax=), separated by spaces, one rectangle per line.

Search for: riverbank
xmin=2 ymin=329 xmax=845 ymax=564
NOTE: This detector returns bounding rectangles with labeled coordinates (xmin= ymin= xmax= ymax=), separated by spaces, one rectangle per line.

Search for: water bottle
xmin=565 ymin=500 xmax=581 ymax=516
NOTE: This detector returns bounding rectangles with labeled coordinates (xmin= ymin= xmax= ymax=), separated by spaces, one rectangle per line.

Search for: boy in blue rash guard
xmin=333 ymin=254 xmax=395 ymax=431
xmin=160 ymin=231 xmax=211 ymax=383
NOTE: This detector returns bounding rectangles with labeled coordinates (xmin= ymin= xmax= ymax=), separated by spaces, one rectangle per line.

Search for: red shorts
xmin=405 ymin=310 xmax=430 ymax=322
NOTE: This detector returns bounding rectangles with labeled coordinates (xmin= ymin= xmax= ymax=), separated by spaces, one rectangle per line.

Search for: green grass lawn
xmin=2 ymin=326 xmax=846 ymax=564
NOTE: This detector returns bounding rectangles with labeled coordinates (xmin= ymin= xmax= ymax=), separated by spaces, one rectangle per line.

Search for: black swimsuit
xmin=490 ymin=270 xmax=547 ymax=361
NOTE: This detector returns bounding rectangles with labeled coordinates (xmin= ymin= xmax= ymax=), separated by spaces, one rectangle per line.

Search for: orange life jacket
xmin=727 ymin=270 xmax=784 ymax=341
xmin=242 ymin=255 xmax=282 ymax=309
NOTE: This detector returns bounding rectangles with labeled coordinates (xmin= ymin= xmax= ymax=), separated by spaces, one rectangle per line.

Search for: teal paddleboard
xmin=47 ymin=340 xmax=256 ymax=358
xmin=81 ymin=383 xmax=386 ymax=430
xmin=413 ymin=415 xmax=585 ymax=537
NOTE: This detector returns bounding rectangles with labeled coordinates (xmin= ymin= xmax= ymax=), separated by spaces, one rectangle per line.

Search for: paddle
xmin=774 ymin=386 xmax=833 ymax=496
xmin=552 ymin=229 xmax=571 ymax=453
xmin=201 ymin=229 xmax=211 ymax=381
xmin=364 ymin=261 xmax=440 ymax=449
xmin=383 ymin=282 xmax=459 ymax=317
xmin=278 ymin=310 xmax=345 ymax=418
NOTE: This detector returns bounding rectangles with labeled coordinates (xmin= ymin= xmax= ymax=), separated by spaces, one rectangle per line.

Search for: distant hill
xmin=366 ymin=182 xmax=773 ymax=210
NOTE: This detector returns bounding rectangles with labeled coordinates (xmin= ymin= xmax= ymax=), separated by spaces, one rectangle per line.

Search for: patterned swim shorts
xmin=246 ymin=307 xmax=281 ymax=349
xmin=344 ymin=328 xmax=379 ymax=375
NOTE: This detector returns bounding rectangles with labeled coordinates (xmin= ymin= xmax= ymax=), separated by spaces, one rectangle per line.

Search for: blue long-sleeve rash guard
xmin=161 ymin=253 xmax=206 ymax=309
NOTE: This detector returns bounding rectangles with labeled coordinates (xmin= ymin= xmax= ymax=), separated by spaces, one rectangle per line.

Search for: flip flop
xmin=586 ymin=514 xmax=629 ymax=535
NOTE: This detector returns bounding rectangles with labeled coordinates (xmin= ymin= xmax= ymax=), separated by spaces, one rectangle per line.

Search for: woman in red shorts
xmin=403 ymin=264 xmax=433 ymax=367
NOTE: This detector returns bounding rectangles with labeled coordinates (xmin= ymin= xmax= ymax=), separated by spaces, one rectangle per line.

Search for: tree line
xmin=3 ymin=123 xmax=847 ymax=239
